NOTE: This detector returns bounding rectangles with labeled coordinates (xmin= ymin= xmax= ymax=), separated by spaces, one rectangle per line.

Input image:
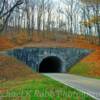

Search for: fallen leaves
xmin=0 ymin=37 xmax=15 ymax=50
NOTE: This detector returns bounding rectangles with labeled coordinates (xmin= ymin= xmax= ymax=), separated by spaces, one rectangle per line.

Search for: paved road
xmin=44 ymin=73 xmax=100 ymax=100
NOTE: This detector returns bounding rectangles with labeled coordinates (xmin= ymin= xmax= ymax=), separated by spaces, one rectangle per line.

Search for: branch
xmin=0 ymin=0 xmax=23 ymax=31
xmin=0 ymin=0 xmax=6 ymax=15
xmin=0 ymin=0 xmax=23 ymax=18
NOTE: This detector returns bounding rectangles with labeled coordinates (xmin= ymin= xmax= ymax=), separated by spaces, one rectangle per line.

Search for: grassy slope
xmin=69 ymin=50 xmax=100 ymax=78
xmin=0 ymin=55 xmax=93 ymax=100
xmin=0 ymin=76 xmax=93 ymax=100
xmin=0 ymin=55 xmax=39 ymax=80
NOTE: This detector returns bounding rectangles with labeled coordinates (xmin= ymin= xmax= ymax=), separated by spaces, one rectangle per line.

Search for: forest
xmin=0 ymin=0 xmax=100 ymax=45
xmin=0 ymin=1 xmax=100 ymax=99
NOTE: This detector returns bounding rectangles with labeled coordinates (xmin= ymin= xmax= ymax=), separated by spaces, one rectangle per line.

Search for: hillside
xmin=0 ymin=35 xmax=100 ymax=78
xmin=0 ymin=55 xmax=40 ymax=81
xmin=0 ymin=37 xmax=15 ymax=51
xmin=69 ymin=50 xmax=100 ymax=78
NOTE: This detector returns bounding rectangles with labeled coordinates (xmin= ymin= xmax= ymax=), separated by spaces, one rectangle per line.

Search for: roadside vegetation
xmin=0 ymin=76 xmax=94 ymax=100
xmin=0 ymin=55 xmax=94 ymax=100
xmin=69 ymin=50 xmax=100 ymax=78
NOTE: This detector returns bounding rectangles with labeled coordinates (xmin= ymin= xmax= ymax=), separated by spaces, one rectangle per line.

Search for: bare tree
xmin=0 ymin=0 xmax=23 ymax=32
xmin=81 ymin=0 xmax=100 ymax=44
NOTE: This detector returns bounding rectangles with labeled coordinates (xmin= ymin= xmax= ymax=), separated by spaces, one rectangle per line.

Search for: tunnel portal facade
xmin=7 ymin=48 xmax=90 ymax=73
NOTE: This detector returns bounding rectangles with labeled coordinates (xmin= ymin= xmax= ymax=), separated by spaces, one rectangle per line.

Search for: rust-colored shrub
xmin=16 ymin=32 xmax=29 ymax=45
xmin=0 ymin=37 xmax=15 ymax=50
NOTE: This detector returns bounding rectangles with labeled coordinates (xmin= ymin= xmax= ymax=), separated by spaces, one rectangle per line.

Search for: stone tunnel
xmin=39 ymin=56 xmax=62 ymax=73
xmin=7 ymin=47 xmax=91 ymax=73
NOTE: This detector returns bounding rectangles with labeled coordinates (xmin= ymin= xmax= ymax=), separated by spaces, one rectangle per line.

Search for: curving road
xmin=44 ymin=73 xmax=100 ymax=100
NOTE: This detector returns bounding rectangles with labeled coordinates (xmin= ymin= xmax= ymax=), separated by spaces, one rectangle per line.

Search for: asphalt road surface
xmin=44 ymin=73 xmax=100 ymax=100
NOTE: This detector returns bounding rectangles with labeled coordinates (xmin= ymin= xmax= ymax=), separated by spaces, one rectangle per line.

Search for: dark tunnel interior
xmin=39 ymin=56 xmax=62 ymax=73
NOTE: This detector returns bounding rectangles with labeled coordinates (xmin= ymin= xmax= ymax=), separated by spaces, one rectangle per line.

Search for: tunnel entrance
xmin=39 ymin=56 xmax=62 ymax=73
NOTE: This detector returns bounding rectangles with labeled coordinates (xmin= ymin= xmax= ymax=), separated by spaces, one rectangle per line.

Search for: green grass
xmin=69 ymin=62 xmax=90 ymax=76
xmin=0 ymin=75 xmax=94 ymax=100
xmin=69 ymin=62 xmax=100 ymax=79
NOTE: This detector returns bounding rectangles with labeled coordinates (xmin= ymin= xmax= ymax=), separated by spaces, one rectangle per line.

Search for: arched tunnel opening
xmin=39 ymin=56 xmax=62 ymax=73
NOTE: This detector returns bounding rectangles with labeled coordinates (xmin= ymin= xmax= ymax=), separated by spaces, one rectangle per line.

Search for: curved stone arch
xmin=38 ymin=53 xmax=66 ymax=72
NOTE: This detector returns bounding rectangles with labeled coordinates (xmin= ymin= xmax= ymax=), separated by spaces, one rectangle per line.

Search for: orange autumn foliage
xmin=81 ymin=16 xmax=100 ymax=27
xmin=0 ymin=55 xmax=40 ymax=80
xmin=15 ymin=32 xmax=30 ymax=45
xmin=0 ymin=37 xmax=15 ymax=50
